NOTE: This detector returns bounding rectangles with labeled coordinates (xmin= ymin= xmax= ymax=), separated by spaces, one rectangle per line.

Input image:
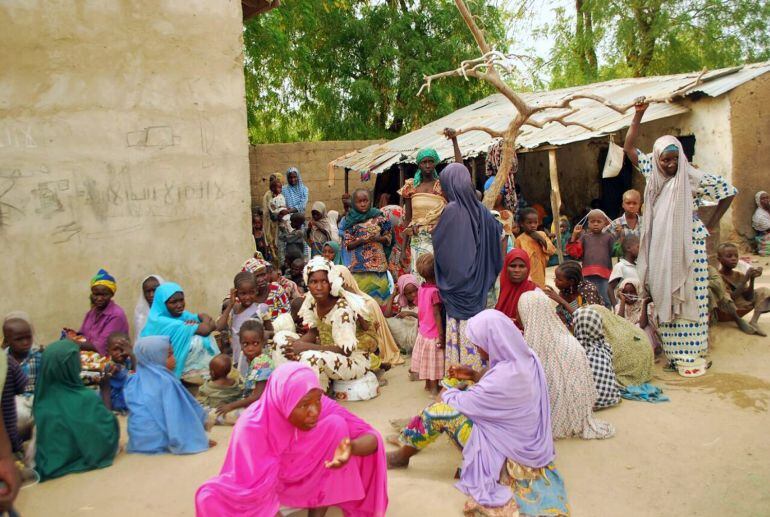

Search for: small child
xmin=104 ymin=332 xmax=133 ymax=413
xmin=567 ymin=209 xmax=615 ymax=306
xmin=515 ymin=207 xmax=556 ymax=288
xmin=605 ymin=189 xmax=643 ymax=239
xmin=616 ymin=278 xmax=661 ymax=355
xmin=289 ymin=257 xmax=307 ymax=291
xmin=267 ymin=262 xmax=303 ymax=299
xmin=284 ymin=213 xmax=308 ymax=266
xmin=268 ymin=180 xmax=292 ymax=233
xmin=2 ymin=315 xmax=40 ymax=438
xmin=215 ymin=320 xmax=274 ymax=423
xmin=197 ymin=354 xmax=244 ymax=423
xmin=717 ymin=243 xmax=770 ymax=336
xmin=608 ymin=234 xmax=640 ymax=306
xmin=411 ymin=253 xmax=445 ymax=395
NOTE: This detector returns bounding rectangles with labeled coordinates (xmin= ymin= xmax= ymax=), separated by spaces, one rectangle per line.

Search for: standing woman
xmin=342 ymin=189 xmax=393 ymax=305
xmin=625 ymin=103 xmax=736 ymax=371
xmin=283 ymin=167 xmax=309 ymax=215
xmin=433 ymin=163 xmax=503 ymax=373
xmin=262 ymin=173 xmax=282 ymax=264
xmin=398 ymin=148 xmax=446 ymax=282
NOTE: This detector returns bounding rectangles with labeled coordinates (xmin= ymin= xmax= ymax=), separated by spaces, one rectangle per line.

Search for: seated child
xmin=289 ymin=257 xmax=308 ymax=292
xmin=515 ymin=207 xmax=556 ymax=288
xmin=384 ymin=274 xmax=419 ymax=354
xmin=717 ymin=243 xmax=769 ymax=336
xmin=608 ymin=235 xmax=640 ymax=306
xmin=214 ymin=320 xmax=273 ymax=424
xmin=1 ymin=355 xmax=27 ymax=454
xmin=411 ymin=254 xmax=445 ymax=395
xmin=197 ymin=354 xmax=244 ymax=424
xmin=616 ymin=278 xmax=661 ymax=355
xmin=567 ymin=209 xmax=615 ymax=306
xmin=3 ymin=314 xmax=40 ymax=438
xmin=104 ymin=332 xmax=133 ymax=413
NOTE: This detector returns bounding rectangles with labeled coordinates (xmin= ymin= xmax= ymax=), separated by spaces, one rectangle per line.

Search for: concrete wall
xmin=250 ymin=140 xmax=385 ymax=214
xmin=0 ymin=1 xmax=253 ymax=340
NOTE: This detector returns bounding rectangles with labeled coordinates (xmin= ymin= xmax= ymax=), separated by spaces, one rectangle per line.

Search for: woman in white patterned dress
xmin=624 ymin=102 xmax=736 ymax=372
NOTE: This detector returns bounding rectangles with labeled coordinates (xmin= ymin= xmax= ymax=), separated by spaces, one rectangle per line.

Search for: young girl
xmin=215 ymin=320 xmax=274 ymax=423
xmin=515 ymin=208 xmax=556 ymax=288
xmin=384 ymin=274 xmax=419 ymax=354
xmin=544 ymin=260 xmax=604 ymax=329
xmin=567 ymin=209 xmax=615 ymax=306
xmin=617 ymin=278 xmax=662 ymax=355
xmin=216 ymin=272 xmax=269 ymax=377
xmin=125 ymin=336 xmax=213 ymax=454
xmin=322 ymin=241 xmax=343 ymax=265
xmin=411 ymin=254 xmax=445 ymax=395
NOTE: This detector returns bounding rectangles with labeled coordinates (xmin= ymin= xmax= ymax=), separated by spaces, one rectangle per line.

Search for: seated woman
xmin=125 ymin=336 xmax=212 ymax=454
xmin=588 ymin=305 xmax=653 ymax=388
xmin=33 ymin=340 xmax=119 ymax=481
xmin=307 ymin=201 xmax=335 ymax=257
xmin=544 ymin=260 xmax=603 ymax=329
xmin=337 ymin=265 xmax=404 ymax=367
xmin=281 ymin=257 xmax=373 ymax=391
xmin=753 ymin=191 xmax=770 ymax=256
xmin=342 ymin=189 xmax=393 ymax=305
xmin=387 ymin=310 xmax=568 ymax=516
xmin=383 ymin=274 xmax=419 ymax=354
xmin=195 ymin=363 xmax=388 ymax=516
xmin=140 ymin=282 xmax=218 ymax=381
xmin=67 ymin=269 xmax=129 ymax=356
xmin=572 ymin=307 xmax=621 ymax=409
xmin=519 ymin=291 xmax=615 ymax=440
xmin=495 ymin=249 xmax=539 ymax=330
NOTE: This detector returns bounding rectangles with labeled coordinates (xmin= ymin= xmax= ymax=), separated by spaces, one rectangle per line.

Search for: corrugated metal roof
xmin=330 ymin=61 xmax=770 ymax=178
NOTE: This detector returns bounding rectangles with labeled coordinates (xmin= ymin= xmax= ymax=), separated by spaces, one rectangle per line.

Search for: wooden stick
xmin=548 ymin=149 xmax=564 ymax=264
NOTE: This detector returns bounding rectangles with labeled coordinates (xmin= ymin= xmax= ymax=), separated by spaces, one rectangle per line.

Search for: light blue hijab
xmin=125 ymin=336 xmax=209 ymax=455
xmin=140 ymin=282 xmax=216 ymax=378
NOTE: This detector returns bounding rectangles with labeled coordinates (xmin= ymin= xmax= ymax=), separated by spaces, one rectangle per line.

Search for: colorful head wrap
xmin=414 ymin=148 xmax=441 ymax=187
xmin=90 ymin=269 xmax=117 ymax=293
xmin=241 ymin=258 xmax=268 ymax=275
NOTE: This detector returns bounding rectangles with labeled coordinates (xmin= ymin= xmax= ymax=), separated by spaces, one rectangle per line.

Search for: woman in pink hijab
xmin=195 ymin=363 xmax=388 ymax=517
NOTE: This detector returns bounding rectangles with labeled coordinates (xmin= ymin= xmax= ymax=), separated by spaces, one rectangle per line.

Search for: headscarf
xmin=753 ymin=191 xmax=770 ymax=232
xmin=341 ymin=195 xmax=383 ymax=230
xmin=33 ymin=340 xmax=119 ymax=481
xmin=334 ymin=265 xmax=404 ymax=366
xmin=323 ymin=241 xmax=343 ymax=265
xmin=495 ymin=249 xmax=537 ymax=328
xmin=241 ymin=258 xmax=268 ymax=275
xmin=298 ymin=258 xmax=368 ymax=324
xmin=283 ymin=167 xmax=309 ymax=212
xmin=443 ymin=310 xmax=554 ymax=507
xmin=125 ymin=336 xmax=209 ymax=455
xmin=617 ymin=277 xmax=644 ymax=323
xmin=637 ymin=135 xmax=704 ymax=323
xmin=327 ymin=210 xmax=341 ymax=243
xmin=91 ymin=268 xmax=117 ymax=293
xmin=414 ymin=147 xmax=440 ymax=187
xmin=309 ymin=201 xmax=335 ymax=249
xmin=140 ymin=282 xmax=217 ymax=378
xmin=433 ymin=163 xmax=503 ymax=320
xmin=133 ymin=274 xmax=165 ymax=338
xmin=589 ymin=305 xmax=653 ymax=387
xmin=396 ymin=274 xmax=419 ymax=308
xmin=195 ymin=363 xmax=388 ymax=516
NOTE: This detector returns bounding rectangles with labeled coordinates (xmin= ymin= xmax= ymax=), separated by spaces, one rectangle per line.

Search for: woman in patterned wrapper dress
xmin=624 ymin=103 xmax=736 ymax=373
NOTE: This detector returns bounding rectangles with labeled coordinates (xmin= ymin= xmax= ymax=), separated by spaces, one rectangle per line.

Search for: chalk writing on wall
xmin=0 ymin=125 xmax=37 ymax=149
xmin=126 ymin=126 xmax=180 ymax=149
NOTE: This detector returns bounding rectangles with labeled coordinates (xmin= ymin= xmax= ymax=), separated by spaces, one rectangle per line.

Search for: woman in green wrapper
xmin=33 ymin=340 xmax=119 ymax=481
xmin=398 ymin=148 xmax=447 ymax=282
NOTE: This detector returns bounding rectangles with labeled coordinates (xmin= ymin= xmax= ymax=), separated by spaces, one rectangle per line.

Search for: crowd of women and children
xmin=1 ymin=101 xmax=768 ymax=516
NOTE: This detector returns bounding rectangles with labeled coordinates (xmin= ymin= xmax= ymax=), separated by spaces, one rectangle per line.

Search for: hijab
xmin=443 ymin=310 xmax=554 ymax=507
xmin=309 ymin=201 xmax=335 ymax=248
xmin=140 ymin=282 xmax=217 ymax=378
xmin=33 ymin=340 xmax=119 ymax=481
xmin=195 ymin=363 xmax=388 ymax=516
xmin=283 ymin=167 xmax=309 ymax=212
xmin=414 ymin=148 xmax=440 ymax=186
xmin=125 ymin=336 xmax=209 ymax=455
xmin=396 ymin=274 xmax=419 ymax=308
xmin=341 ymin=196 xmax=383 ymax=230
xmin=637 ymin=135 xmax=704 ymax=323
xmin=495 ymin=249 xmax=537 ymax=328
xmin=327 ymin=210 xmax=341 ymax=243
xmin=133 ymin=274 xmax=165 ymax=338
xmin=618 ymin=277 xmax=644 ymax=323
xmin=753 ymin=191 xmax=770 ymax=232
xmin=433 ymin=163 xmax=503 ymax=320
xmin=324 ymin=241 xmax=343 ymax=265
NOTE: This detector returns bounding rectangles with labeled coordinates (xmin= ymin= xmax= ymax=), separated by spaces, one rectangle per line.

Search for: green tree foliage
xmin=543 ymin=0 xmax=770 ymax=88
xmin=243 ymin=0 xmax=510 ymax=143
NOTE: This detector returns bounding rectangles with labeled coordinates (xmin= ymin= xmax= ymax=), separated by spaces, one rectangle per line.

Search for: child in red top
xmin=566 ymin=209 xmax=615 ymax=307
xmin=411 ymin=253 xmax=445 ymax=395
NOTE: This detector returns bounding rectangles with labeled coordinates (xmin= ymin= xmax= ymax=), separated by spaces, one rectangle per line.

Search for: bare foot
xmin=208 ymin=439 xmax=218 ymax=448
xmin=751 ymin=323 xmax=767 ymax=337
xmin=386 ymin=451 xmax=410 ymax=469
xmin=737 ymin=318 xmax=758 ymax=335
xmin=385 ymin=434 xmax=401 ymax=447
xmin=389 ymin=417 xmax=410 ymax=430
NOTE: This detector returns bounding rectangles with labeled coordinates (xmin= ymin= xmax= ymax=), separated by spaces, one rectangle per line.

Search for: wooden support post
xmin=344 ymin=168 xmax=350 ymax=195
xmin=470 ymin=159 xmax=478 ymax=188
xmin=398 ymin=164 xmax=405 ymax=205
xmin=548 ymin=148 xmax=564 ymax=264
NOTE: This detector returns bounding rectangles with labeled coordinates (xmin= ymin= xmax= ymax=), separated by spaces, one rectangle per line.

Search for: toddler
xmin=616 ymin=279 xmax=661 ymax=355
xmin=2 ymin=314 xmax=40 ymax=438
xmin=717 ymin=243 xmax=769 ymax=336
xmin=197 ymin=354 xmax=244 ymax=423
xmin=567 ymin=209 xmax=615 ymax=306
xmin=608 ymin=235 xmax=640 ymax=306
xmin=215 ymin=320 xmax=274 ymax=424
xmin=104 ymin=332 xmax=133 ymax=413
xmin=411 ymin=253 xmax=445 ymax=395
xmin=515 ymin=208 xmax=556 ymax=288
xmin=284 ymin=214 xmax=309 ymax=268
xmin=605 ymin=189 xmax=643 ymax=239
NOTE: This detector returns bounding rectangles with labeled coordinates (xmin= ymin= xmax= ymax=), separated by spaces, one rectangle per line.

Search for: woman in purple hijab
xmin=387 ymin=310 xmax=569 ymax=515
xmin=432 ymin=163 xmax=503 ymax=374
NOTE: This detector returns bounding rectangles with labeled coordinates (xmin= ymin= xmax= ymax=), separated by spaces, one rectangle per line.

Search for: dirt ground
xmin=16 ymin=258 xmax=770 ymax=516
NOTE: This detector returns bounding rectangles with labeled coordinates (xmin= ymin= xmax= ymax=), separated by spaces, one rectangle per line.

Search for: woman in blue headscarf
xmin=125 ymin=336 xmax=212 ymax=455
xmin=398 ymin=147 xmax=446 ymax=281
xmin=284 ymin=167 xmax=309 ymax=214
xmin=140 ymin=282 xmax=218 ymax=380
xmin=433 ymin=163 xmax=503 ymax=374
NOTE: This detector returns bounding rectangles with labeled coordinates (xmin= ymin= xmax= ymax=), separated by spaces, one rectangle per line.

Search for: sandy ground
xmin=16 ymin=258 xmax=770 ymax=517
